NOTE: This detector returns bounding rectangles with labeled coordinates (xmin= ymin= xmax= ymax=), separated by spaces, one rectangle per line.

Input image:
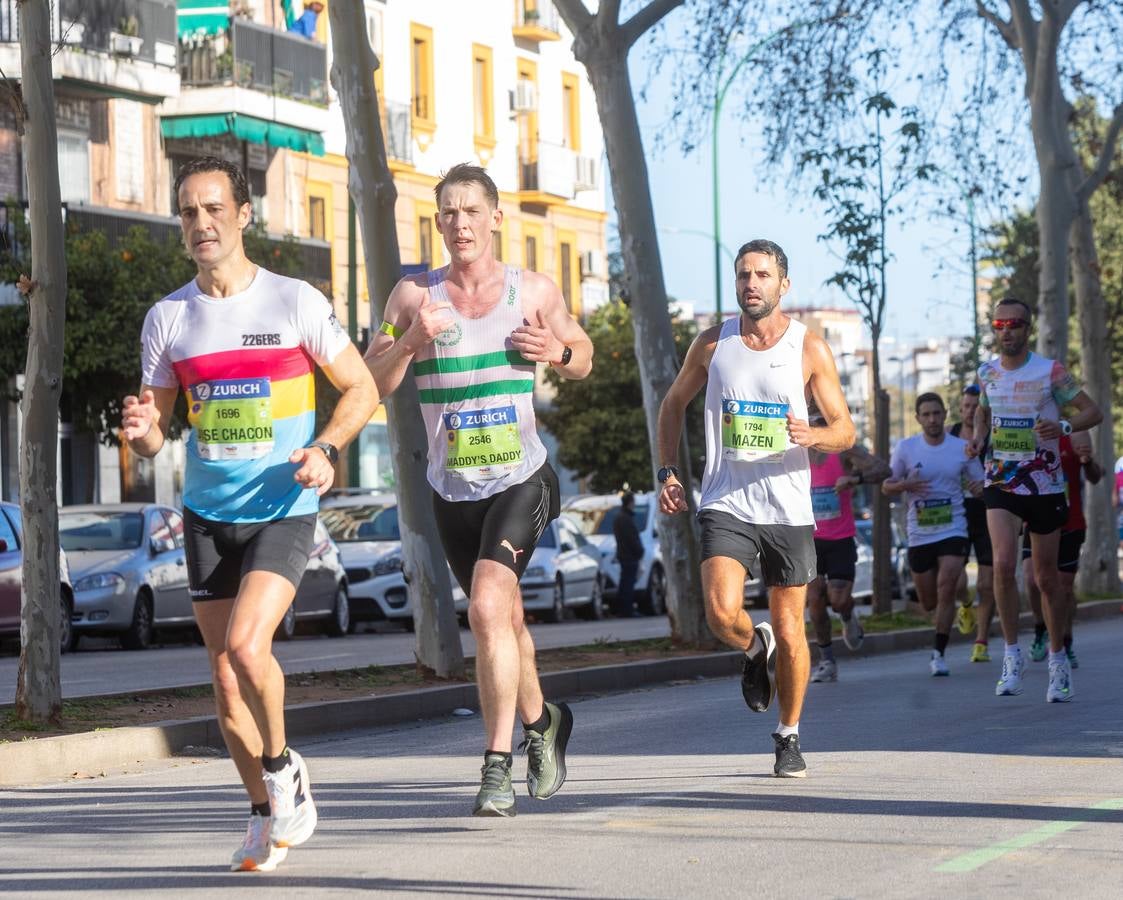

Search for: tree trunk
xmin=327 ymin=3 xmax=464 ymax=677
xmin=869 ymin=343 xmax=892 ymax=615
xmin=571 ymin=36 xmax=709 ymax=647
xmin=1033 ymin=166 xmax=1075 ymax=361
xmin=1070 ymin=203 xmax=1119 ymax=596
xmin=15 ymin=0 xmax=66 ymax=722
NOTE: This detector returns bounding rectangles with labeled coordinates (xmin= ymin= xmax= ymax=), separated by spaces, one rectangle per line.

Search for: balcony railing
xmin=513 ymin=0 xmax=561 ymax=40
xmin=384 ymin=101 xmax=412 ymax=165
xmin=180 ymin=17 xmax=328 ymax=106
xmin=1 ymin=0 xmax=177 ymax=67
xmin=519 ymin=142 xmax=577 ymax=200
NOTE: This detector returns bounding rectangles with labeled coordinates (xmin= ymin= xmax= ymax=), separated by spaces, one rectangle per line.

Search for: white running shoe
xmin=929 ymin=651 xmax=949 ymax=677
xmin=811 ymin=658 xmax=838 ymax=683
xmin=1046 ymin=659 xmax=1074 ymax=703
xmin=230 ymin=815 xmax=288 ymax=872
xmin=264 ymin=749 xmax=318 ymax=848
xmin=842 ymin=615 xmax=865 ymax=651
xmin=995 ymin=651 xmax=1025 ymax=696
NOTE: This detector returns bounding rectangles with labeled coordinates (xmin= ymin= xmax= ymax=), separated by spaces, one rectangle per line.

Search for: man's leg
xmin=615 ymin=560 xmax=638 ymax=616
xmin=933 ymin=554 xmax=966 ymax=668
xmin=974 ymin=564 xmax=995 ymax=648
xmin=702 ymin=555 xmax=755 ymax=650
xmin=468 ymin=560 xmax=523 ymax=753
xmin=1028 ymin=529 xmax=1065 ymax=653
xmin=1024 ymin=554 xmax=1050 ymax=661
xmin=1060 ymin=569 xmax=1078 ymax=662
xmin=986 ymin=508 xmax=1024 ymax=646
xmin=807 ymin=576 xmax=836 ymax=682
xmin=912 ymin=566 xmax=938 ymax=613
xmin=770 ymin=584 xmax=810 ymax=729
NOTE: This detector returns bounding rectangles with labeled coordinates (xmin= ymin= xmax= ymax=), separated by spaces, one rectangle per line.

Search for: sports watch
xmin=307 ymin=440 xmax=339 ymax=465
xmin=657 ymin=465 xmax=680 ymax=484
xmin=557 ymin=345 xmax=573 ymax=366
xmin=1059 ymin=419 xmax=1072 ymax=436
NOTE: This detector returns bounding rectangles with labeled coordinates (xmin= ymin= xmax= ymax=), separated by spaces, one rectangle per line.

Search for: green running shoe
xmin=473 ymin=753 xmax=515 ymax=817
xmin=1030 ymin=630 xmax=1049 ymax=662
xmin=1066 ymin=646 xmax=1079 ymax=669
xmin=520 ymin=701 xmax=573 ymax=800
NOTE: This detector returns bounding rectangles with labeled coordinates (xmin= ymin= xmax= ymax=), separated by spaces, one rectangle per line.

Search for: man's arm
xmin=656 ymin=328 xmax=716 ymax=514
xmin=121 ymin=385 xmax=179 ymax=458
xmin=790 ymin=332 xmax=855 ymax=452
xmin=968 ymin=394 xmax=991 ymax=457
xmin=1071 ymin=432 xmax=1103 ymax=484
xmin=364 ymin=275 xmax=453 ymax=398
xmin=839 ymin=445 xmax=891 ymax=489
xmin=881 ymin=444 xmax=915 ymax=497
xmin=510 ymin=271 xmax=593 ymax=380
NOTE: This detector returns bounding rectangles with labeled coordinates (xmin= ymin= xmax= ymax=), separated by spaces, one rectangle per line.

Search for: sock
xmin=1063 ymin=633 xmax=1073 ymax=650
xmin=484 ymin=750 xmax=513 ymax=768
xmin=1048 ymin=649 xmax=1066 ymax=666
xmin=934 ymin=632 xmax=950 ymax=655
xmin=1034 ymin=621 xmax=1046 ymax=641
xmin=250 ymin=801 xmax=271 ymax=817
xmin=1004 ymin=642 xmax=1020 ymax=657
xmin=745 ymin=633 xmax=763 ymax=659
xmin=523 ymin=707 xmax=551 ymax=733
xmin=974 ymin=639 xmax=988 ymax=647
xmin=775 ymin=721 xmax=799 ymax=738
xmin=261 ymin=748 xmax=291 ymax=773
xmin=818 ymin=641 xmax=835 ymax=663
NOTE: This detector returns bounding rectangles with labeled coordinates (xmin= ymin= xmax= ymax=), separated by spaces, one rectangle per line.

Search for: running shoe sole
xmin=741 ymin=623 xmax=777 ymax=712
xmin=271 ymin=753 xmax=318 ymax=848
xmin=233 ymin=845 xmax=288 ymax=872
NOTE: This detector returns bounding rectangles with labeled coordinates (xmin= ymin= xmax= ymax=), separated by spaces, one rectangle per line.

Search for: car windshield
xmin=59 ymin=512 xmax=143 ymax=551
xmin=320 ymin=504 xmax=400 ymax=542
xmin=568 ymin=503 xmax=650 ymax=535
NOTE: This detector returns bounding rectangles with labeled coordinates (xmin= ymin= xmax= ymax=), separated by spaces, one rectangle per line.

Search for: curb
xmin=2 ymin=599 xmax=1118 ymax=787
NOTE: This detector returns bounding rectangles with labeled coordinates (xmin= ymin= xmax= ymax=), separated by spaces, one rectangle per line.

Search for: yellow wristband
xmin=379 ymin=320 xmax=404 ymax=339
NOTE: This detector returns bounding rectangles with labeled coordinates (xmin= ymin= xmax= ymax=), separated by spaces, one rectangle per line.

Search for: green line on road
xmin=936 ymin=798 xmax=1123 ymax=873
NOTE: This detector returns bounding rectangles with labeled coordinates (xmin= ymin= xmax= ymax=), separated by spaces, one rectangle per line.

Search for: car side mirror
xmin=150 ymin=536 xmax=176 ymax=555
xmin=560 ymin=541 xmax=574 ymax=552
xmin=0 ymin=538 xmax=7 ymax=552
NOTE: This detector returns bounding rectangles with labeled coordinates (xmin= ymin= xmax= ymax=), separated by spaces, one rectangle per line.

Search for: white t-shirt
xmin=890 ymin=433 xmax=984 ymax=547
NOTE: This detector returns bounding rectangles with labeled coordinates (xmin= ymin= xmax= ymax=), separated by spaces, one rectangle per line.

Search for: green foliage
xmin=538 ymin=301 xmax=705 ymax=493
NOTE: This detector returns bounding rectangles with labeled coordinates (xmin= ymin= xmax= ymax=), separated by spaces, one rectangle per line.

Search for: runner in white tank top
xmin=656 ymin=239 xmax=855 ymax=779
xmin=366 ymin=164 xmax=594 ymax=817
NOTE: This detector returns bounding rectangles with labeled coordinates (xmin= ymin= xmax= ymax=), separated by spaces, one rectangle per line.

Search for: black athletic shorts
xmin=1021 ymin=528 xmax=1085 ymax=573
xmin=982 ymin=487 xmax=1068 ymax=535
xmin=964 ymin=499 xmax=993 ymax=567
xmin=698 ymin=509 xmax=816 ymax=587
xmin=432 ymin=462 xmax=560 ymax=594
xmin=814 ymin=537 xmax=858 ymax=583
xmin=907 ymin=536 xmax=969 ymax=575
xmin=183 ymin=508 xmax=316 ymax=601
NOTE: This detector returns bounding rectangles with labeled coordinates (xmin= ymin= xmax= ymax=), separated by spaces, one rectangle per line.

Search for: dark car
xmin=274 ymin=516 xmax=350 ymax=640
xmin=0 ymin=500 xmax=74 ymax=653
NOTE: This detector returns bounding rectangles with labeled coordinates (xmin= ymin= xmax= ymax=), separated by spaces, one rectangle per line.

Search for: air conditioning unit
xmin=580 ymin=249 xmax=605 ymax=279
xmin=574 ymin=155 xmax=597 ymax=191
xmin=110 ymin=32 xmax=143 ymax=57
xmin=509 ymin=79 xmax=537 ymax=113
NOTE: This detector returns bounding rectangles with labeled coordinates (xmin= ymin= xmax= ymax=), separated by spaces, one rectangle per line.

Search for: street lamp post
xmin=888 ymin=354 xmax=908 ymax=442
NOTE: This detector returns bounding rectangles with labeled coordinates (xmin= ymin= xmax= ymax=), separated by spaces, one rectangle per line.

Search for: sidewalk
xmin=1 ymin=599 xmax=1117 ymax=787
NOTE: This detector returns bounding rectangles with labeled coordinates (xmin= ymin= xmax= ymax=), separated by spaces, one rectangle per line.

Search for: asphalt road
xmin=1 ymin=618 xmax=1119 ymax=897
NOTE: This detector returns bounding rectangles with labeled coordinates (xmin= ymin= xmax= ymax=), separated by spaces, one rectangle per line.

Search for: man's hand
xmin=786 ymin=411 xmax=816 ymax=448
xmin=290 ymin=446 xmax=335 ymax=496
xmin=510 ymin=309 xmax=563 ymax=364
xmin=902 ymin=476 xmax=930 ymax=496
xmin=401 ymin=294 xmax=455 ymax=354
xmin=121 ymin=390 xmax=157 ymax=441
xmin=834 ymin=474 xmax=857 ymax=493
xmin=966 ymin=479 xmax=984 ymax=497
xmin=965 ymin=437 xmax=983 ymax=459
xmin=1034 ymin=418 xmax=1061 ymax=441
xmin=658 ymin=480 xmax=689 ymax=515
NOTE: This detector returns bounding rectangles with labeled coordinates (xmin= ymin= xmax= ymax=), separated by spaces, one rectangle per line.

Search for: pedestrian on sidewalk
xmin=612 ymin=492 xmax=644 ymax=617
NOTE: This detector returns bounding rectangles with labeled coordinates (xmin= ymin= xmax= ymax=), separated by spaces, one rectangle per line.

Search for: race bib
xmin=721 ymin=400 xmax=788 ymax=462
xmin=444 ymin=404 xmax=524 ymax=482
xmin=811 ymin=485 xmax=841 ymax=522
xmin=191 ymin=377 xmax=274 ymax=460
xmin=992 ymin=415 xmax=1036 ymax=462
xmin=915 ymin=497 xmax=953 ymax=533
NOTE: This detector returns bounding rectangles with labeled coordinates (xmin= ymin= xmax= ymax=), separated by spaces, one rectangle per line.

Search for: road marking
xmin=936 ymin=798 xmax=1123 ymax=873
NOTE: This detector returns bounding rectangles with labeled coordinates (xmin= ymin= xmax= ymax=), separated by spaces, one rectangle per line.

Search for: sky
xmin=609 ymin=26 xmax=992 ymax=356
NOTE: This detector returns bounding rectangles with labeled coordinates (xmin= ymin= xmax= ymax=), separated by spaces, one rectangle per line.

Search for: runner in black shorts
xmin=949 ymin=385 xmax=997 ymax=662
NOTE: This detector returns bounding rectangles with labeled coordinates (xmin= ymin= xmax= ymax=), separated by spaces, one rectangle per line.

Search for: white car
xmin=318 ymin=492 xmax=411 ymax=630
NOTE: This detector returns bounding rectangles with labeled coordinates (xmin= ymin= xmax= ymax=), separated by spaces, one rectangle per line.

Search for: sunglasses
xmin=992 ymin=318 xmax=1028 ymax=331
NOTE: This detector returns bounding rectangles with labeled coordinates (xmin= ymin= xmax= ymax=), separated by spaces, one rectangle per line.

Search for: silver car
xmin=61 ymin=503 xmax=191 ymax=650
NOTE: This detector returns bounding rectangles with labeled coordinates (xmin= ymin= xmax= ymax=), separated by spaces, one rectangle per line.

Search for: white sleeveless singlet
xmin=413 ymin=266 xmax=548 ymax=502
xmin=699 ymin=316 xmax=813 ymax=526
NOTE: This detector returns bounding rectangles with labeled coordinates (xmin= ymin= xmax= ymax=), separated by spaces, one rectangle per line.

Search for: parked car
xmin=275 ymin=516 xmax=351 ymax=640
xmin=319 ymin=492 xmax=411 ymax=630
xmin=855 ymin=516 xmax=914 ymax=602
xmin=60 ymin=503 xmax=191 ymax=650
xmin=0 ymin=501 xmax=74 ymax=653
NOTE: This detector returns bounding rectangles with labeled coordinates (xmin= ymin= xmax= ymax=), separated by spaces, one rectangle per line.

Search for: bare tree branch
xmin=622 ymin=0 xmax=684 ymax=49
xmin=1076 ymin=102 xmax=1123 ymax=203
xmin=599 ymin=0 xmax=622 ymax=27
xmin=976 ymin=0 xmax=1017 ymax=47
xmin=552 ymin=0 xmax=595 ymax=33
xmin=1054 ymin=0 xmax=1082 ymax=28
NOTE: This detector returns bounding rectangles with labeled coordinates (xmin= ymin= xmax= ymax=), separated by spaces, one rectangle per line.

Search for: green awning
xmin=161 ymin=113 xmax=325 ymax=156
xmin=177 ymin=1 xmax=230 ymax=38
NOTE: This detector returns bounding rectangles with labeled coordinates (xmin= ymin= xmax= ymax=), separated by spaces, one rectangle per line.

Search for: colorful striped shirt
xmin=141 ymin=267 xmax=351 ymax=522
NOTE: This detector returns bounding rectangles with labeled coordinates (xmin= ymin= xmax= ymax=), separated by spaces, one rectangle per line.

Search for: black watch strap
xmin=307 ymin=440 xmax=339 ymax=465
xmin=559 ymin=345 xmax=573 ymax=366
xmin=657 ymin=465 xmax=679 ymax=484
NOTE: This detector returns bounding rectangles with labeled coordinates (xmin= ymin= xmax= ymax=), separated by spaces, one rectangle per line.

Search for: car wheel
xmin=326 ymin=584 xmax=350 ymax=637
xmin=644 ymin=564 xmax=667 ymax=616
xmin=119 ymin=591 xmax=153 ymax=651
xmin=60 ymin=589 xmax=76 ymax=654
xmin=545 ymin=577 xmax=565 ymax=623
xmin=578 ymin=574 xmax=605 ymax=620
xmin=275 ymin=602 xmax=297 ymax=642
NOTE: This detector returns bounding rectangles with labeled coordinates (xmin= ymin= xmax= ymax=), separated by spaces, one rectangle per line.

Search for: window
xmin=56 ymin=130 xmax=90 ymax=203
xmin=419 ymin=215 xmax=433 ymax=266
xmin=472 ymin=44 xmax=495 ymax=150
xmin=516 ymin=58 xmax=538 ymax=166
xmin=410 ymin=23 xmax=435 ymax=132
xmin=162 ymin=510 xmax=185 ymax=549
xmin=309 ymin=196 xmax=327 ymax=240
xmin=523 ymin=221 xmax=543 ymax=272
xmin=561 ymin=72 xmax=581 ymax=151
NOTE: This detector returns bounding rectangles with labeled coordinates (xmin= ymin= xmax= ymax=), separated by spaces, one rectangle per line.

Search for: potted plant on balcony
xmin=110 ymin=15 xmax=143 ymax=57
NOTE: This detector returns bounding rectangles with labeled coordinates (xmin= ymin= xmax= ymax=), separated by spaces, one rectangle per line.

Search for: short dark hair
xmin=434 ymin=163 xmax=499 ymax=209
xmin=621 ymin=491 xmax=635 ymax=508
xmin=734 ymin=239 xmax=788 ymax=279
xmin=915 ymin=392 xmax=945 ymax=414
xmin=995 ymin=297 xmax=1032 ymax=320
xmin=173 ymin=156 xmax=251 ymax=211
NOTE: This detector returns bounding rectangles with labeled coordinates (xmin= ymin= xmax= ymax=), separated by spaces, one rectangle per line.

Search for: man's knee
xmin=226 ymin=638 xmax=270 ymax=683
xmin=704 ymin=597 xmax=741 ymax=638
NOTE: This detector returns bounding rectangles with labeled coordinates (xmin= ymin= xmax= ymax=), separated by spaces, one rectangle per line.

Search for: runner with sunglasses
xmin=968 ymin=299 xmax=1102 ymax=701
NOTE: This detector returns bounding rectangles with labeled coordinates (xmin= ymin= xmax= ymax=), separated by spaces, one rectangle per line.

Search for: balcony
xmin=518 ymin=142 xmax=577 ymax=206
xmin=512 ymin=1 xmax=561 ymax=44
xmin=0 ymin=0 xmax=179 ymax=100
xmin=165 ymin=16 xmax=329 ymax=145
xmin=384 ymin=100 xmax=413 ymax=166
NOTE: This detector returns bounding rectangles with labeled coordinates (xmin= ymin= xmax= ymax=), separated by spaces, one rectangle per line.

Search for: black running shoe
xmin=772 ymin=732 xmax=807 ymax=778
xmin=740 ymin=622 xmax=777 ymax=712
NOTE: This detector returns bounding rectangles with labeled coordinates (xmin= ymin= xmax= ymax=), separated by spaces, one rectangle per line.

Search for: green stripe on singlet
xmin=418 ymin=379 xmax=535 ymax=404
xmin=412 ymin=349 xmax=535 ymax=377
